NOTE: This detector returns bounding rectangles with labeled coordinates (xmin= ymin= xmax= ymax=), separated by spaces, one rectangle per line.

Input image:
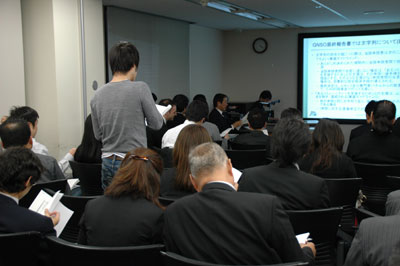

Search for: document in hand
xmin=296 ymin=232 xmax=310 ymax=244
xmin=156 ymin=104 xmax=172 ymax=116
xmin=29 ymin=190 xmax=74 ymax=237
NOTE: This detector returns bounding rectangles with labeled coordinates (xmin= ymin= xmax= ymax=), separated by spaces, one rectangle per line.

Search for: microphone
xmin=260 ymin=99 xmax=281 ymax=106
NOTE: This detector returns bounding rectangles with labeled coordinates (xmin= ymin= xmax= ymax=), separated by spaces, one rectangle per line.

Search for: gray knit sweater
xmin=90 ymin=80 xmax=163 ymax=153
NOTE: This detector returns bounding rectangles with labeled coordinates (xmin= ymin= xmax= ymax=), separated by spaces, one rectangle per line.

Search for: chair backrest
xmin=386 ymin=176 xmax=400 ymax=191
xmin=355 ymin=207 xmax=381 ymax=226
xmin=228 ymin=140 xmax=267 ymax=150
xmin=286 ymin=207 xmax=343 ymax=266
xmin=45 ymin=236 xmax=164 ymax=266
xmin=161 ymin=251 xmax=308 ymax=266
xmin=69 ymin=161 xmax=103 ymax=196
xmin=0 ymin=231 xmax=43 ymax=266
xmin=19 ymin=179 xmax=68 ymax=208
xmin=324 ymin=178 xmax=362 ymax=207
xmin=224 ymin=149 xmax=269 ymax=170
xmin=58 ymin=194 xmax=98 ymax=243
xmin=353 ymin=162 xmax=400 ymax=187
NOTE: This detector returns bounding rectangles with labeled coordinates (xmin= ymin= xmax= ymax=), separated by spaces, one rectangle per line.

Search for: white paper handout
xmin=29 ymin=190 xmax=74 ymax=237
xmin=232 ymin=167 xmax=242 ymax=183
xmin=296 ymin=232 xmax=310 ymax=244
xmin=156 ymin=104 xmax=172 ymax=116
xmin=67 ymin=178 xmax=80 ymax=190
xmin=220 ymin=127 xmax=232 ymax=137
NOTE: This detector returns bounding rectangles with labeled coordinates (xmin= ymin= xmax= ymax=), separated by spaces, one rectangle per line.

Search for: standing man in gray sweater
xmin=91 ymin=41 xmax=163 ymax=188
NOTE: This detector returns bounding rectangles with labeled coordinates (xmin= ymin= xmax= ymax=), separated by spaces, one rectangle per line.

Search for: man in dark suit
xmin=238 ymin=118 xmax=330 ymax=210
xmin=0 ymin=147 xmax=59 ymax=234
xmin=349 ymin=100 xmax=376 ymax=141
xmin=209 ymin=93 xmax=241 ymax=134
xmin=347 ymin=100 xmax=400 ymax=164
xmin=167 ymin=94 xmax=189 ymax=129
xmin=230 ymin=108 xmax=271 ymax=151
xmin=0 ymin=118 xmax=65 ymax=183
xmin=344 ymin=190 xmax=400 ymax=266
xmin=164 ymin=142 xmax=315 ymax=265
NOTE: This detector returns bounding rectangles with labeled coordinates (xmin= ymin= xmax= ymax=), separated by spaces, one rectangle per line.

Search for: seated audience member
xmin=347 ymin=100 xmax=400 ymax=163
xmin=349 ymin=100 xmax=376 ymax=141
xmin=147 ymin=99 xmax=177 ymax=149
xmin=0 ymin=118 xmax=65 ymax=183
xmin=250 ymin=90 xmax=272 ymax=111
xmin=167 ymin=94 xmax=189 ymax=129
xmin=160 ymin=125 xmax=212 ymax=198
xmin=192 ymin=94 xmax=222 ymax=142
xmin=9 ymin=106 xmax=76 ymax=173
xmin=230 ymin=108 xmax=271 ymax=150
xmin=280 ymin=107 xmax=303 ymax=120
xmin=0 ymin=147 xmax=59 ymax=234
xmin=162 ymin=100 xmax=209 ymax=148
xmin=299 ymin=119 xmax=357 ymax=179
xmin=209 ymin=93 xmax=241 ymax=133
xmin=74 ymin=114 xmax=102 ymax=164
xmin=163 ymin=142 xmax=315 ymax=265
xmin=344 ymin=190 xmax=400 ymax=266
xmin=78 ymin=148 xmax=164 ymax=246
xmin=238 ymin=118 xmax=330 ymax=210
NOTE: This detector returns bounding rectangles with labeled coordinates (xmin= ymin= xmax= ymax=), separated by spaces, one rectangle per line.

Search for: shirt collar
xmin=206 ymin=181 xmax=237 ymax=191
xmin=216 ymin=108 xmax=223 ymax=115
xmin=0 ymin=192 xmax=19 ymax=204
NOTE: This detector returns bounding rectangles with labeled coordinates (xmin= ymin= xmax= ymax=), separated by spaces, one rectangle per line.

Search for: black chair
xmin=355 ymin=207 xmax=381 ymax=225
xmin=153 ymin=147 xmax=173 ymax=168
xmin=0 ymin=231 xmax=44 ymax=266
xmin=69 ymin=161 xmax=103 ymax=196
xmin=386 ymin=175 xmax=400 ymax=191
xmin=19 ymin=179 xmax=68 ymax=208
xmin=57 ymin=194 xmax=98 ymax=243
xmin=161 ymin=251 xmax=309 ymax=266
xmin=228 ymin=140 xmax=267 ymax=150
xmin=45 ymin=235 xmax=164 ymax=266
xmin=286 ymin=207 xmax=343 ymax=266
xmin=225 ymin=149 xmax=269 ymax=170
xmin=353 ymin=162 xmax=400 ymax=215
xmin=159 ymin=196 xmax=177 ymax=207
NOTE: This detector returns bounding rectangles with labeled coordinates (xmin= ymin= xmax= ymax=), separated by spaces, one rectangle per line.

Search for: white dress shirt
xmin=161 ymin=120 xmax=195 ymax=148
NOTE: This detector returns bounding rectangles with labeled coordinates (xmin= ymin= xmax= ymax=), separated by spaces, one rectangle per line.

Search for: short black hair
xmin=152 ymin=93 xmax=157 ymax=102
xmin=0 ymin=118 xmax=31 ymax=148
xmin=281 ymin=108 xmax=302 ymax=120
xmin=259 ymin=90 xmax=272 ymax=100
xmin=248 ymin=108 xmax=267 ymax=130
xmin=193 ymin=94 xmax=207 ymax=104
xmin=213 ymin=93 xmax=227 ymax=108
xmin=186 ymin=100 xmax=209 ymax=123
xmin=271 ymin=118 xmax=311 ymax=166
xmin=365 ymin=100 xmax=377 ymax=116
xmin=9 ymin=106 xmax=39 ymax=125
xmin=0 ymin=147 xmax=43 ymax=193
xmin=372 ymin=100 xmax=396 ymax=135
xmin=109 ymin=41 xmax=140 ymax=75
xmin=173 ymin=94 xmax=189 ymax=112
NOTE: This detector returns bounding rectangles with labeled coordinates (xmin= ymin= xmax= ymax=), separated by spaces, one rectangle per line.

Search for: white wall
xmin=0 ymin=0 xmax=26 ymax=117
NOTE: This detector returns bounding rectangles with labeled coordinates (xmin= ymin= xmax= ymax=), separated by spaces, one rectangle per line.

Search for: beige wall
xmin=0 ymin=0 xmax=26 ymax=117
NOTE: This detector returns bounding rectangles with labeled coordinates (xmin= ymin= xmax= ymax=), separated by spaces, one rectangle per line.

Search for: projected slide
xmin=301 ymin=31 xmax=400 ymax=121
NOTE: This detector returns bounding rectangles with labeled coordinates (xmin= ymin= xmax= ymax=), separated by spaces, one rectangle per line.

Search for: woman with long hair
xmin=299 ymin=119 xmax=357 ymax=178
xmin=74 ymin=114 xmax=102 ymax=163
xmin=78 ymin=148 xmax=164 ymax=246
xmin=160 ymin=124 xmax=212 ymax=198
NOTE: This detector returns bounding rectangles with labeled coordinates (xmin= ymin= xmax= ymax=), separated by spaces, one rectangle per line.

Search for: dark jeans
xmin=101 ymin=156 xmax=122 ymax=189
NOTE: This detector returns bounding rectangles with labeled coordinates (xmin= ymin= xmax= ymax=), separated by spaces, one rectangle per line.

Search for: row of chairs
xmin=0 ymin=232 xmax=308 ymax=266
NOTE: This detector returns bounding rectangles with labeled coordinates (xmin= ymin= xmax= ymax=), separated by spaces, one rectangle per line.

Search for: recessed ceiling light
xmin=363 ymin=10 xmax=385 ymax=15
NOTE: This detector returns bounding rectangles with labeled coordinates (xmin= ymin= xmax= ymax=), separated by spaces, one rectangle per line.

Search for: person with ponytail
xmin=347 ymin=100 xmax=400 ymax=163
xmin=78 ymin=148 xmax=164 ymax=246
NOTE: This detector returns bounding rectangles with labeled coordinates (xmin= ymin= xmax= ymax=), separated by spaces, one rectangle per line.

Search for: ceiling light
xmin=363 ymin=10 xmax=385 ymax=15
xmin=206 ymin=2 xmax=232 ymax=12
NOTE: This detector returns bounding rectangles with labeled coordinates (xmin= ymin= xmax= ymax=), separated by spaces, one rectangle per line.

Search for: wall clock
xmin=252 ymin=37 xmax=268 ymax=54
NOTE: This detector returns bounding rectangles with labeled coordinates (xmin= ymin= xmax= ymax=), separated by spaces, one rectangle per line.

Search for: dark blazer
xmin=36 ymin=154 xmax=65 ymax=183
xmin=344 ymin=215 xmax=400 ymax=266
xmin=238 ymin=161 xmax=330 ymax=210
xmin=299 ymin=152 xmax=357 ymax=179
xmin=347 ymin=131 xmax=400 ymax=164
xmin=231 ymin=131 xmax=271 ymax=148
xmin=167 ymin=113 xmax=185 ymax=129
xmin=147 ymin=122 xmax=168 ymax=149
xmin=0 ymin=194 xmax=55 ymax=235
xmin=349 ymin=123 xmax=371 ymax=141
xmin=209 ymin=108 xmax=232 ymax=133
xmin=160 ymin=168 xmax=196 ymax=198
xmin=163 ymin=182 xmax=314 ymax=265
xmin=78 ymin=196 xmax=163 ymax=246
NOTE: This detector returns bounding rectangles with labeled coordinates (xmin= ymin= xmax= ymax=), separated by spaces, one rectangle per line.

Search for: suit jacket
xmin=209 ymin=108 xmax=232 ymax=133
xmin=299 ymin=152 xmax=357 ymax=179
xmin=167 ymin=113 xmax=186 ymax=129
xmin=344 ymin=215 xmax=400 ymax=266
xmin=231 ymin=131 xmax=271 ymax=149
xmin=347 ymin=131 xmax=400 ymax=164
xmin=36 ymin=153 xmax=65 ymax=183
xmin=238 ymin=161 xmax=330 ymax=210
xmin=349 ymin=123 xmax=371 ymax=141
xmin=160 ymin=168 xmax=196 ymax=198
xmin=163 ymin=182 xmax=314 ymax=265
xmin=78 ymin=196 xmax=163 ymax=246
xmin=0 ymin=194 xmax=55 ymax=235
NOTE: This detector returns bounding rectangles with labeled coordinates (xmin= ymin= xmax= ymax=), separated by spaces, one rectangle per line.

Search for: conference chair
xmin=286 ymin=207 xmax=343 ymax=266
xmin=225 ymin=149 xmax=269 ymax=170
xmin=353 ymin=162 xmax=400 ymax=215
xmin=69 ymin=161 xmax=103 ymax=196
xmin=161 ymin=251 xmax=309 ymax=266
xmin=228 ymin=140 xmax=267 ymax=150
xmin=0 ymin=231 xmax=44 ymax=266
xmin=45 ymin=235 xmax=164 ymax=266
xmin=57 ymin=194 xmax=98 ymax=243
xmin=19 ymin=179 xmax=68 ymax=208
xmin=386 ymin=175 xmax=400 ymax=191
xmin=355 ymin=207 xmax=381 ymax=225
xmin=153 ymin=147 xmax=173 ymax=168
